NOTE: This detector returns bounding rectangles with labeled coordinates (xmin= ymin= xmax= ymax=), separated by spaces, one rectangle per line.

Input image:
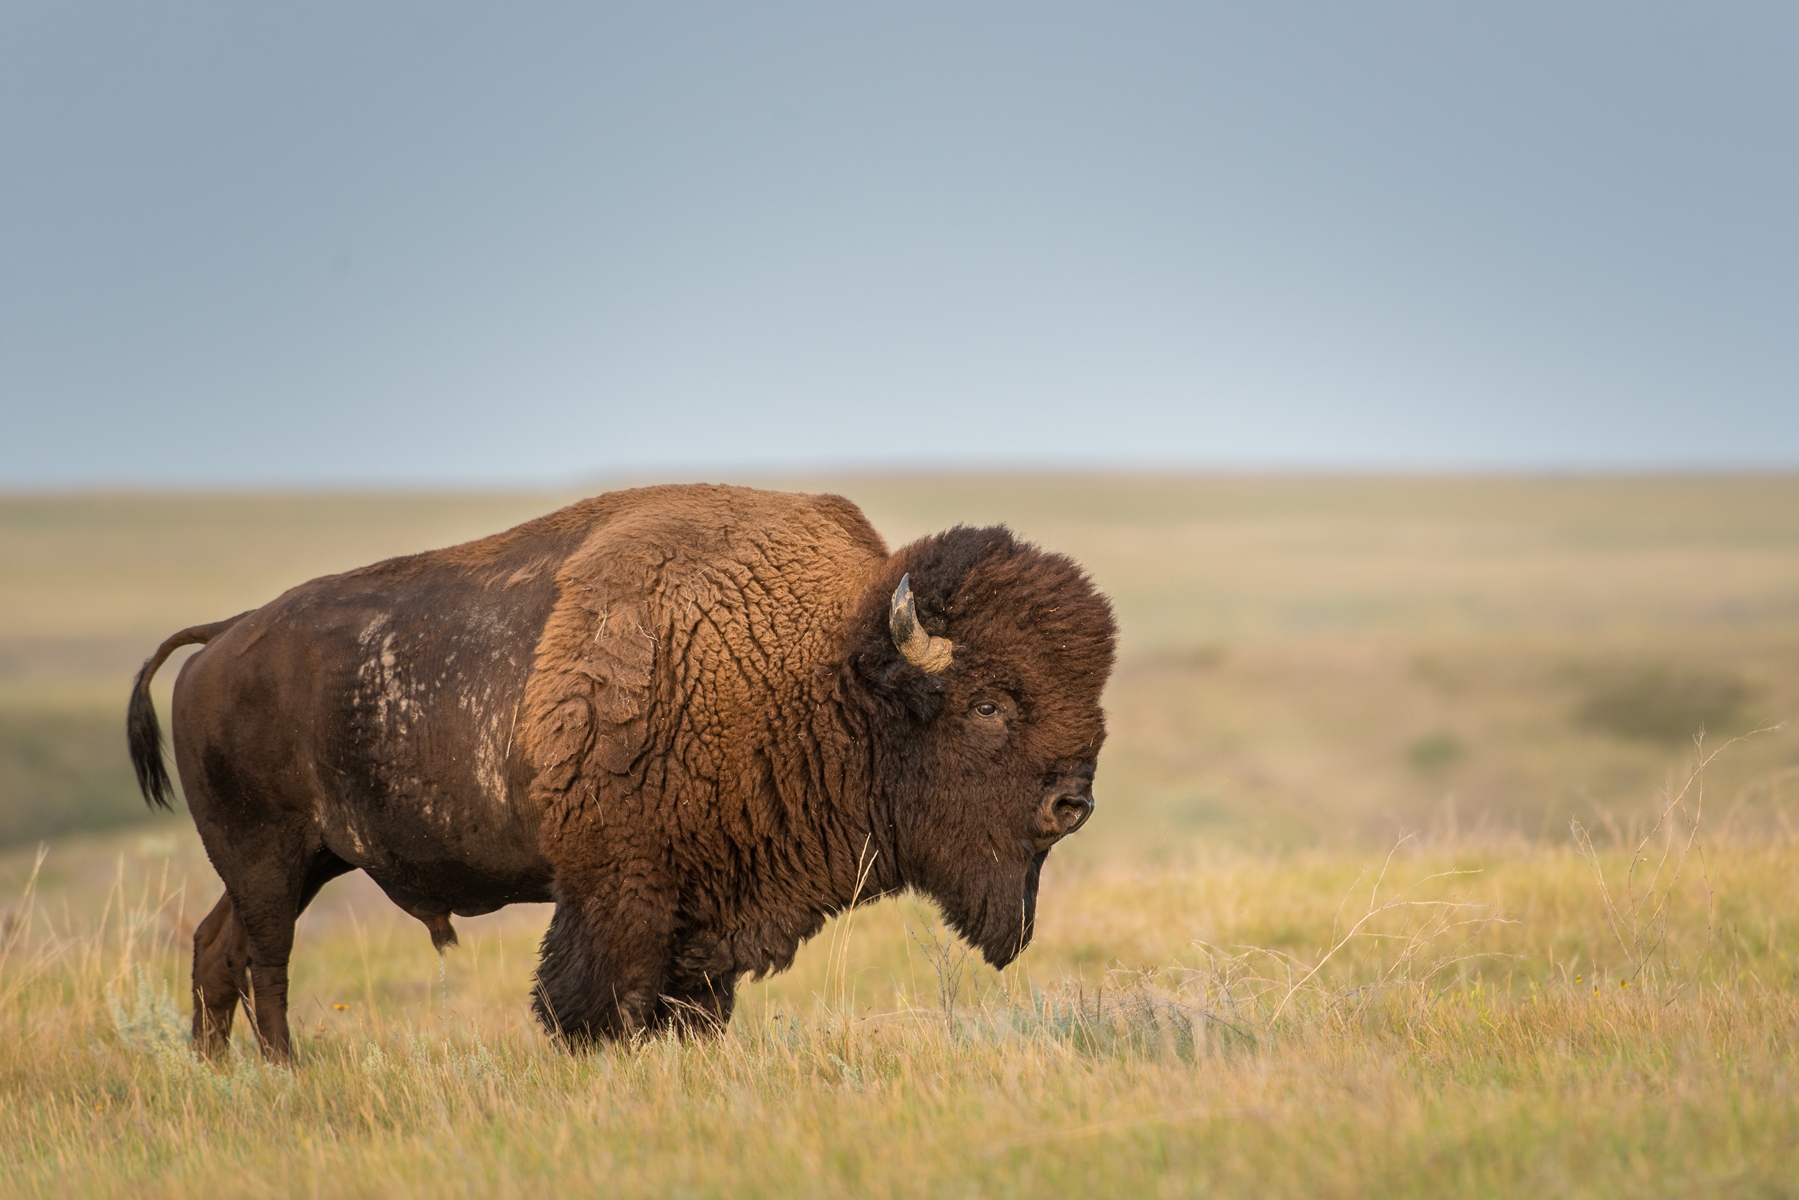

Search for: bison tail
xmin=127 ymin=614 xmax=249 ymax=811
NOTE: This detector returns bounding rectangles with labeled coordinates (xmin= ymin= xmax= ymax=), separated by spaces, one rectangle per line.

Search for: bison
xmin=127 ymin=484 xmax=1116 ymax=1059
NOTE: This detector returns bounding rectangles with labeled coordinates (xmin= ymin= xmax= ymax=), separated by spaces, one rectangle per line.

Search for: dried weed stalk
xmin=1570 ymin=727 xmax=1778 ymax=990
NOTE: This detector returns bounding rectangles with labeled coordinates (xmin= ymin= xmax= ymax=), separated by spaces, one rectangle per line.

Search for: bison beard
xmin=127 ymin=485 xmax=1115 ymax=1057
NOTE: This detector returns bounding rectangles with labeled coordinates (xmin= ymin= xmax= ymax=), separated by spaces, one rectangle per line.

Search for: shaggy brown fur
xmin=127 ymin=485 xmax=1115 ymax=1058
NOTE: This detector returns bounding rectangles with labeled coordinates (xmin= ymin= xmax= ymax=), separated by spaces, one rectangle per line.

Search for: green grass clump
xmin=1573 ymin=662 xmax=1755 ymax=743
xmin=0 ymin=704 xmax=158 ymax=845
xmin=1407 ymin=731 xmax=1465 ymax=770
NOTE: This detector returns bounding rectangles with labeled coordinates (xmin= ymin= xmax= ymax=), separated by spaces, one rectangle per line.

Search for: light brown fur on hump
xmin=518 ymin=485 xmax=888 ymax=842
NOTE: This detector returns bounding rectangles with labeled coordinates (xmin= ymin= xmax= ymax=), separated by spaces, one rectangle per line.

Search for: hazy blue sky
xmin=3 ymin=2 xmax=1795 ymax=485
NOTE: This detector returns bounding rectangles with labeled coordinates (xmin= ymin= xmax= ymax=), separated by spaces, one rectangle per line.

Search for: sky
xmin=2 ymin=2 xmax=1795 ymax=486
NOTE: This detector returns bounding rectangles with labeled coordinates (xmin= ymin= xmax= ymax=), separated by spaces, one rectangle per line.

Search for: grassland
xmin=2 ymin=475 xmax=1798 ymax=1196
xmin=4 ymin=798 xmax=1796 ymax=1197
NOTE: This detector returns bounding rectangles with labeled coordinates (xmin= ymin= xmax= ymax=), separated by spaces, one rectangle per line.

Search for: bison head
xmin=851 ymin=526 xmax=1116 ymax=969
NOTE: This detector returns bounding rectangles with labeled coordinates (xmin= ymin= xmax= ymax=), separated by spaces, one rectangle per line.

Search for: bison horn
xmin=889 ymin=573 xmax=954 ymax=674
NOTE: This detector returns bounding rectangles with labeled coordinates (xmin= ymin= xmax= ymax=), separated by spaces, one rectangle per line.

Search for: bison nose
xmin=1045 ymin=790 xmax=1095 ymax=838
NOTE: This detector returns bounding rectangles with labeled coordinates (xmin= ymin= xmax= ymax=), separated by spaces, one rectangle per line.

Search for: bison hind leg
xmin=191 ymin=892 xmax=250 ymax=1059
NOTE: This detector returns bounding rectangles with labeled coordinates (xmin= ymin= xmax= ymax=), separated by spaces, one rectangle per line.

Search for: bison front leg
xmin=656 ymin=971 xmax=737 ymax=1036
xmin=532 ymin=870 xmax=676 ymax=1046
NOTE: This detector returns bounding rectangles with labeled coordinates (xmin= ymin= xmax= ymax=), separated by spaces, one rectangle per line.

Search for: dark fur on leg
xmin=531 ymin=887 xmax=670 ymax=1047
xmin=656 ymin=972 xmax=738 ymax=1037
xmin=190 ymin=892 xmax=249 ymax=1058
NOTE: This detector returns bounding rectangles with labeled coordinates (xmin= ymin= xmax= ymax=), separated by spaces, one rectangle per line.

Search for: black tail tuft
xmin=127 ymin=657 xmax=176 ymax=810
xmin=125 ymin=614 xmax=249 ymax=812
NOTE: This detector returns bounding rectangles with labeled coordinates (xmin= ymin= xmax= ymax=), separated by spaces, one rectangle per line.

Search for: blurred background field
xmin=4 ymin=473 xmax=1795 ymax=851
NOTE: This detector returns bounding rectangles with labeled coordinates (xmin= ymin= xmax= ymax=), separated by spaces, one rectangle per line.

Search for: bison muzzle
xmin=127 ymin=485 xmax=1116 ymax=1060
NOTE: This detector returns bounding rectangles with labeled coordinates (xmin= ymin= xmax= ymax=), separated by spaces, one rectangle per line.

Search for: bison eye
xmin=973 ymin=701 xmax=1001 ymax=719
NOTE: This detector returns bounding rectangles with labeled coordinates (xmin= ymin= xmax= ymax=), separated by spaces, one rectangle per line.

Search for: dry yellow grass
xmin=4 ymin=740 xmax=1797 ymax=1197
